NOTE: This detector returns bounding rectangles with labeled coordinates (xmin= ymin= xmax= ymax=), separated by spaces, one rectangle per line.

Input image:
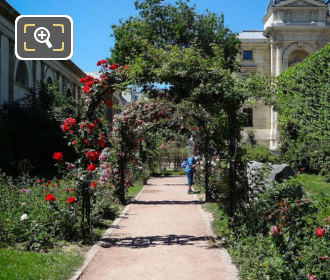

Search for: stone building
xmin=0 ymin=0 xmax=85 ymax=105
xmin=239 ymin=0 xmax=329 ymax=149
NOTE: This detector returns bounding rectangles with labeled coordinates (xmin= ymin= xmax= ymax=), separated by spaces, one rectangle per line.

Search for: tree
xmin=111 ymin=0 xmax=240 ymax=100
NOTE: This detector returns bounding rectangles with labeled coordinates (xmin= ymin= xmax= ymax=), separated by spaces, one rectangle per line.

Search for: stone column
xmin=8 ymin=39 xmax=14 ymax=103
xmin=275 ymin=43 xmax=283 ymax=77
xmin=0 ymin=35 xmax=10 ymax=104
xmin=271 ymin=43 xmax=283 ymax=150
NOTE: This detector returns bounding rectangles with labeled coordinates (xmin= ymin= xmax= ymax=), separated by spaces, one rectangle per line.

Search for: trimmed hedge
xmin=275 ymin=44 xmax=330 ymax=177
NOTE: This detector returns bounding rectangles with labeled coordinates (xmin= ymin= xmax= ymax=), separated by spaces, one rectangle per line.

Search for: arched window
xmin=16 ymin=61 xmax=29 ymax=87
xmin=47 ymin=77 xmax=53 ymax=84
xmin=288 ymin=50 xmax=309 ymax=67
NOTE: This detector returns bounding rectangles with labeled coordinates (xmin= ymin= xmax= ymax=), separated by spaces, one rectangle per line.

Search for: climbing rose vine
xmin=52 ymin=59 xmax=129 ymax=235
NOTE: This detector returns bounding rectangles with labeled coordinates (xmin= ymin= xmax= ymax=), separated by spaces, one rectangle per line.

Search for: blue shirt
xmin=184 ymin=156 xmax=196 ymax=173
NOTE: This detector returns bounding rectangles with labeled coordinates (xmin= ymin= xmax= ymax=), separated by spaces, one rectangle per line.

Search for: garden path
xmin=78 ymin=176 xmax=238 ymax=280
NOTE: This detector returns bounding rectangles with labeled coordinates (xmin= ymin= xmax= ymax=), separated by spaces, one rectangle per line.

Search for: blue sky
xmin=8 ymin=0 xmax=269 ymax=72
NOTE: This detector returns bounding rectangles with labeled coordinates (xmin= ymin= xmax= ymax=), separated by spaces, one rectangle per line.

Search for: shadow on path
xmin=131 ymin=200 xmax=204 ymax=205
xmin=100 ymin=234 xmax=212 ymax=249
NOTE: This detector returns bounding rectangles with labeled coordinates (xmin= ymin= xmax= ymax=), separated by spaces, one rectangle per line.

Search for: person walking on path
xmin=184 ymin=151 xmax=197 ymax=194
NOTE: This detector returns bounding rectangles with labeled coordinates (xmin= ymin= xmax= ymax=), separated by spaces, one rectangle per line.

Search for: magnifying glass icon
xmin=34 ymin=27 xmax=53 ymax=49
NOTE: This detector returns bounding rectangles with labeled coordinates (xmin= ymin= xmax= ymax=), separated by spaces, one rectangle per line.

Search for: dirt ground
xmin=79 ymin=176 xmax=238 ymax=280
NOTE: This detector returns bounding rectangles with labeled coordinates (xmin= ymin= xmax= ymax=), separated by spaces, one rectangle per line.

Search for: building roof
xmin=266 ymin=0 xmax=326 ymax=11
xmin=238 ymin=30 xmax=269 ymax=42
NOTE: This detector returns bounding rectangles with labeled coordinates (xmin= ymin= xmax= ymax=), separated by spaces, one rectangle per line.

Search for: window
xmin=47 ymin=77 xmax=53 ymax=84
xmin=243 ymin=108 xmax=253 ymax=127
xmin=288 ymin=50 xmax=309 ymax=67
xmin=16 ymin=61 xmax=29 ymax=87
xmin=243 ymin=50 xmax=253 ymax=60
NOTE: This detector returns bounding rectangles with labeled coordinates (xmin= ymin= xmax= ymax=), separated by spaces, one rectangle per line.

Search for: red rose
xmin=36 ymin=179 xmax=42 ymax=184
xmin=104 ymin=99 xmax=113 ymax=108
xmin=84 ymin=75 xmax=94 ymax=81
xmin=83 ymin=139 xmax=89 ymax=145
xmin=79 ymin=122 xmax=86 ymax=130
xmin=80 ymin=77 xmax=85 ymax=83
xmin=87 ymin=122 xmax=95 ymax=132
xmin=97 ymin=59 xmax=107 ymax=66
xmin=65 ymin=196 xmax=76 ymax=204
xmin=87 ymin=164 xmax=97 ymax=171
xmin=85 ymin=80 xmax=93 ymax=87
xmin=61 ymin=123 xmax=70 ymax=133
xmin=44 ymin=193 xmax=56 ymax=202
xmin=82 ymin=85 xmax=91 ymax=94
xmin=64 ymin=117 xmax=76 ymax=126
xmin=69 ymin=188 xmax=74 ymax=192
xmin=67 ymin=164 xmax=74 ymax=170
xmin=109 ymin=63 xmax=119 ymax=70
xmin=300 ymin=167 xmax=306 ymax=172
xmin=100 ymin=75 xmax=108 ymax=82
xmin=315 ymin=227 xmax=326 ymax=237
xmin=86 ymin=151 xmax=100 ymax=162
xmin=52 ymin=152 xmax=63 ymax=162
xmin=90 ymin=182 xmax=96 ymax=188
xmin=98 ymin=137 xmax=105 ymax=148
xmin=95 ymin=118 xmax=101 ymax=124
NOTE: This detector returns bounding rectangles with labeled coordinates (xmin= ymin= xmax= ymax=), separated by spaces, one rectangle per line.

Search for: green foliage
xmin=0 ymin=249 xmax=83 ymax=280
xmin=0 ymin=173 xmax=119 ymax=250
xmin=228 ymin=236 xmax=286 ymax=280
xmin=0 ymin=81 xmax=76 ymax=177
xmin=275 ymin=44 xmax=330 ymax=175
xmin=112 ymin=0 xmax=240 ymax=69
xmin=241 ymin=144 xmax=278 ymax=164
xmin=111 ymin=0 xmax=240 ymax=102
xmin=205 ymin=176 xmax=330 ymax=280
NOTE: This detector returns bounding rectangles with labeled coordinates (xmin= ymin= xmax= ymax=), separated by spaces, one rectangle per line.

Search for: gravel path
xmin=79 ymin=176 xmax=238 ymax=280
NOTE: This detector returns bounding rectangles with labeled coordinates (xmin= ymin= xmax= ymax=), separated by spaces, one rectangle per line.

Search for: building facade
xmin=0 ymin=0 xmax=85 ymax=105
xmin=239 ymin=0 xmax=329 ymax=149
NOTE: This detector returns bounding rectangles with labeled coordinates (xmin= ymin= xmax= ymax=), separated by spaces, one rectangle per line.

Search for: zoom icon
xmin=15 ymin=15 xmax=73 ymax=60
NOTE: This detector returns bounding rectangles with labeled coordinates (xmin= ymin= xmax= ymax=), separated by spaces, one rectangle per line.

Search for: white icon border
xmin=15 ymin=15 xmax=73 ymax=60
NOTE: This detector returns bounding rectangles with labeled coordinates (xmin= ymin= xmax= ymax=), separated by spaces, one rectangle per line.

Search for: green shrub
xmin=275 ymin=44 xmax=330 ymax=174
xmin=0 ymin=82 xmax=77 ymax=177
xmin=241 ymin=144 xmax=278 ymax=164
xmin=0 ymin=172 xmax=119 ymax=250
xmin=226 ymin=177 xmax=330 ymax=279
xmin=228 ymin=236 xmax=287 ymax=280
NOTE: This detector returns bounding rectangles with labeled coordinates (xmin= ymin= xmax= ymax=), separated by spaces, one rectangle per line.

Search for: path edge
xmin=69 ymin=184 xmax=147 ymax=280
xmin=193 ymin=192 xmax=239 ymax=279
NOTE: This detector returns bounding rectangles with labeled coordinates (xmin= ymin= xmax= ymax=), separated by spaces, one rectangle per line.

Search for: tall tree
xmin=111 ymin=0 xmax=240 ymax=100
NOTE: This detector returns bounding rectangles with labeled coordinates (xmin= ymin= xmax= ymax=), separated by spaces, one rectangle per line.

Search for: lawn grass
xmin=127 ymin=182 xmax=144 ymax=199
xmin=202 ymin=203 xmax=230 ymax=238
xmin=0 ymin=249 xmax=84 ymax=280
xmin=0 ymin=181 xmax=146 ymax=280
xmin=296 ymin=173 xmax=330 ymax=197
